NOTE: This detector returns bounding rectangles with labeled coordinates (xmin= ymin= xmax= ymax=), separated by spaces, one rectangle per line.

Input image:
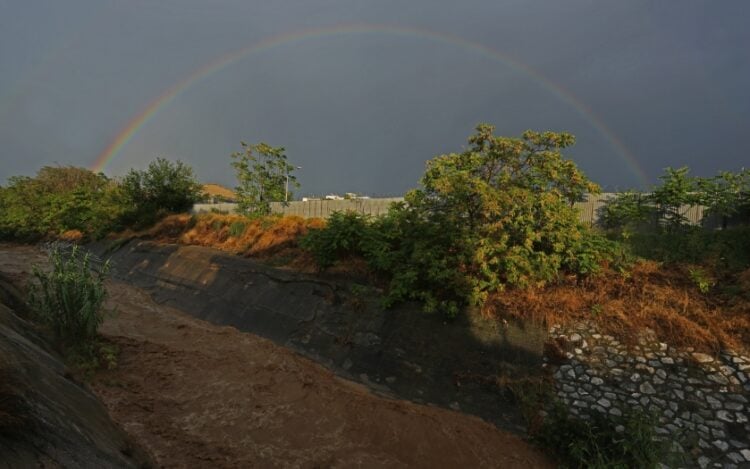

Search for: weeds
xmin=535 ymin=404 xmax=672 ymax=468
xmin=28 ymin=244 xmax=111 ymax=353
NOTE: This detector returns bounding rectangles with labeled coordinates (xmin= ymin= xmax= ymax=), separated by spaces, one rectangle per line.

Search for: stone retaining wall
xmin=545 ymin=323 xmax=750 ymax=468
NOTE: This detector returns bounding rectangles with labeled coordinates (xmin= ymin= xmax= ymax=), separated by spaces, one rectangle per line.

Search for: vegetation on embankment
xmin=1 ymin=124 xmax=748 ymax=355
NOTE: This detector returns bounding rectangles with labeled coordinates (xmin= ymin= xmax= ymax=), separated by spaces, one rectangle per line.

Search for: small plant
xmin=229 ymin=220 xmax=246 ymax=237
xmin=590 ymin=303 xmax=603 ymax=316
xmin=535 ymin=404 xmax=671 ymax=468
xmin=211 ymin=218 xmax=226 ymax=232
xmin=688 ymin=267 xmax=715 ymax=294
xmin=28 ymin=244 xmax=111 ymax=351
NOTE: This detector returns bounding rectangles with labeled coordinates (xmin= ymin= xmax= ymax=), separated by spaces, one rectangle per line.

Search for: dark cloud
xmin=1 ymin=0 xmax=748 ymax=194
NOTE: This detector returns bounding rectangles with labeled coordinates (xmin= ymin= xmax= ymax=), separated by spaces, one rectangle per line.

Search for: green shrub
xmin=300 ymin=211 xmax=379 ymax=269
xmin=301 ymin=126 xmax=618 ymax=317
xmin=28 ymin=245 xmax=111 ymax=350
xmin=628 ymin=226 xmax=750 ymax=272
xmin=229 ymin=220 xmax=247 ymax=237
xmin=536 ymin=404 xmax=673 ymax=468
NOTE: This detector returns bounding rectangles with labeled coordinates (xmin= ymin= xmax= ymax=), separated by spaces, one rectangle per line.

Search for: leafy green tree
xmin=698 ymin=169 xmax=750 ymax=229
xmin=120 ymin=158 xmax=202 ymax=225
xmin=0 ymin=166 xmax=124 ymax=240
xmin=302 ymin=124 xmax=613 ymax=316
xmin=231 ymin=141 xmax=299 ymax=216
xmin=599 ymin=190 xmax=655 ymax=231
xmin=650 ymin=166 xmax=699 ymax=230
xmin=407 ymin=124 xmax=601 ymax=304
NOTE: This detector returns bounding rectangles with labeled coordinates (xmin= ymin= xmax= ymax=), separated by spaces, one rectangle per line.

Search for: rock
xmin=449 ymin=401 xmax=461 ymax=411
xmin=713 ymin=440 xmax=729 ymax=451
xmin=569 ymin=333 xmax=582 ymax=342
xmin=725 ymin=402 xmax=744 ymax=411
xmin=661 ymin=356 xmax=674 ymax=365
xmin=693 ymin=352 xmax=714 ymax=364
xmin=674 ymin=389 xmax=685 ymax=400
xmin=741 ymin=449 xmax=750 ymax=461
xmin=630 ymin=373 xmax=642 ymax=382
xmin=706 ymin=395 xmax=723 ymax=409
xmin=639 ymin=382 xmax=656 ymax=394
xmin=597 ymin=398 xmax=611 ymax=408
xmin=708 ymin=374 xmax=730 ymax=385
xmin=609 ymin=407 xmax=622 ymax=417
xmin=698 ymin=456 xmax=711 ymax=468
xmin=728 ymin=453 xmax=745 ymax=464
xmin=385 ymin=376 xmax=396 ymax=384
xmin=590 ymin=377 xmax=604 ymax=386
xmin=717 ymin=410 xmax=735 ymax=422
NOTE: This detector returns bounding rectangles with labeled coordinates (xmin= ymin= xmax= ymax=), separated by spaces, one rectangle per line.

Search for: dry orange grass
xmin=142 ymin=213 xmax=325 ymax=262
xmin=485 ymin=260 xmax=750 ymax=354
xmin=58 ymin=230 xmax=84 ymax=243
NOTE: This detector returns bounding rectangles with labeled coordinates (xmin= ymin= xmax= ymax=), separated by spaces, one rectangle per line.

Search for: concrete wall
xmin=193 ymin=195 xmax=707 ymax=226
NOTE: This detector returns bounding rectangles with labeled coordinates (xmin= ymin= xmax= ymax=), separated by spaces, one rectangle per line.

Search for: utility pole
xmin=285 ymin=166 xmax=302 ymax=202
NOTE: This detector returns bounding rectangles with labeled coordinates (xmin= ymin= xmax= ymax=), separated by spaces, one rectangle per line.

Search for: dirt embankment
xmin=0 ymin=264 xmax=151 ymax=468
xmin=0 ymin=244 xmax=553 ymax=468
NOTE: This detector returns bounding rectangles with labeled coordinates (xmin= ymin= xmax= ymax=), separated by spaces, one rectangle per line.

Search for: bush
xmin=229 ymin=220 xmax=247 ymax=237
xmin=628 ymin=225 xmax=750 ymax=272
xmin=300 ymin=211 xmax=379 ymax=269
xmin=120 ymin=157 xmax=202 ymax=227
xmin=301 ymin=125 xmax=617 ymax=317
xmin=0 ymin=166 xmax=125 ymax=241
xmin=28 ymin=244 xmax=111 ymax=350
xmin=536 ymin=404 xmax=673 ymax=468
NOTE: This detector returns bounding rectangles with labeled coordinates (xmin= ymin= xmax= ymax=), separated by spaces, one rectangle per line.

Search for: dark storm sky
xmin=1 ymin=0 xmax=748 ymax=196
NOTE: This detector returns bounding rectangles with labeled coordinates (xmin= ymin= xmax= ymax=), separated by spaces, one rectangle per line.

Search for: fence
xmin=193 ymin=194 xmax=707 ymax=226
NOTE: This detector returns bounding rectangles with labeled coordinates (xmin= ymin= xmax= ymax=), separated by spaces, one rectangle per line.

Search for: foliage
xmin=231 ymin=141 xmax=299 ymax=216
xmin=302 ymin=125 xmax=613 ymax=316
xmin=28 ymin=244 xmax=111 ymax=351
xmin=650 ymin=166 xmax=699 ymax=229
xmin=299 ymin=211 xmax=379 ymax=268
xmin=688 ymin=267 xmax=715 ymax=294
xmin=0 ymin=166 xmax=125 ymax=240
xmin=601 ymin=167 xmax=750 ymax=232
xmin=698 ymin=169 xmax=750 ymax=229
xmin=628 ymin=226 xmax=750 ymax=272
xmin=229 ymin=220 xmax=247 ymax=237
xmin=598 ymin=191 xmax=654 ymax=230
xmin=120 ymin=157 xmax=202 ymax=227
xmin=535 ymin=404 xmax=671 ymax=469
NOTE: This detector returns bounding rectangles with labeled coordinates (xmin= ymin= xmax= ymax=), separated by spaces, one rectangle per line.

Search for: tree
xmin=231 ymin=141 xmax=299 ymax=216
xmin=650 ymin=166 xmax=699 ymax=230
xmin=0 ymin=166 xmax=124 ymax=240
xmin=408 ymin=124 xmax=601 ymax=303
xmin=302 ymin=124 xmax=613 ymax=316
xmin=698 ymin=169 xmax=750 ymax=229
xmin=120 ymin=158 xmax=202 ymax=223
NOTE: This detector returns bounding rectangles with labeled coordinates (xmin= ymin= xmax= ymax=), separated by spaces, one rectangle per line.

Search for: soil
xmin=0 ymin=244 xmax=553 ymax=468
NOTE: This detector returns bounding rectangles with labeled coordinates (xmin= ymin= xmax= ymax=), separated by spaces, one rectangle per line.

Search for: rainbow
xmin=92 ymin=23 xmax=649 ymax=185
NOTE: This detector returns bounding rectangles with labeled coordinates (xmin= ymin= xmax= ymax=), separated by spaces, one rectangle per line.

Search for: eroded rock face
xmin=0 ymin=284 xmax=151 ymax=468
xmin=546 ymin=322 xmax=750 ymax=469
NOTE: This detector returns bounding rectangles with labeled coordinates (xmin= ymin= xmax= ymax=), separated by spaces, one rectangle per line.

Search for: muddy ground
xmin=0 ymin=244 xmax=553 ymax=468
